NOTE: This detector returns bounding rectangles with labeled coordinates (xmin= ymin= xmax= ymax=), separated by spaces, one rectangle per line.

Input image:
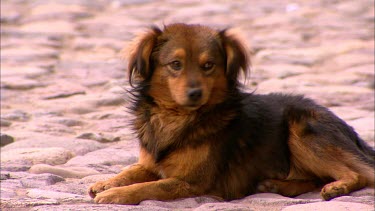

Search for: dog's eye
xmin=169 ymin=61 xmax=182 ymax=71
xmin=202 ymin=62 xmax=214 ymax=72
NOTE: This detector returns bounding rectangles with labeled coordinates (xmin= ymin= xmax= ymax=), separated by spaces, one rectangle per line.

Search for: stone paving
xmin=1 ymin=0 xmax=374 ymax=210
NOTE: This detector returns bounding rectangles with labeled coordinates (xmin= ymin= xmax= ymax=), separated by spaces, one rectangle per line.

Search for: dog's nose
xmin=187 ymin=88 xmax=202 ymax=101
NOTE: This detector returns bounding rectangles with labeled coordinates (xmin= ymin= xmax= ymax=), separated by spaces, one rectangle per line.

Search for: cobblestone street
xmin=1 ymin=0 xmax=374 ymax=210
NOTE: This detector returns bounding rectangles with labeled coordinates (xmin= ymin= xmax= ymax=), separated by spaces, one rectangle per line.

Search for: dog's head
xmin=128 ymin=23 xmax=249 ymax=110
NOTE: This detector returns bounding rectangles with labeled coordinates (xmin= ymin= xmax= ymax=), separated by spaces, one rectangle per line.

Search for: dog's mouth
xmin=183 ymin=103 xmax=202 ymax=111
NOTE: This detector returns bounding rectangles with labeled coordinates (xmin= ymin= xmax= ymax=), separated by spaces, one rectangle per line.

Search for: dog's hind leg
xmin=285 ymin=114 xmax=373 ymax=200
xmin=257 ymin=179 xmax=319 ymax=197
xmin=320 ymin=168 xmax=367 ymax=200
xmin=258 ymin=161 xmax=369 ymax=200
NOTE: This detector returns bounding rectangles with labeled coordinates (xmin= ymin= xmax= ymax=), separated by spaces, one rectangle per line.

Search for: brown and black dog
xmin=89 ymin=23 xmax=375 ymax=204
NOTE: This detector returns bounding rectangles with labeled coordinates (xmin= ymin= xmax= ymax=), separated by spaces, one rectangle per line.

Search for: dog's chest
xmin=136 ymin=107 xmax=197 ymax=161
xmin=149 ymin=110 xmax=192 ymax=140
xmin=157 ymin=144 xmax=210 ymax=179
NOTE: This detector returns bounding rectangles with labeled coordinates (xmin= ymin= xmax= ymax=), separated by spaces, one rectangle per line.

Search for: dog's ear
xmin=127 ymin=26 xmax=162 ymax=86
xmin=219 ymin=29 xmax=250 ymax=84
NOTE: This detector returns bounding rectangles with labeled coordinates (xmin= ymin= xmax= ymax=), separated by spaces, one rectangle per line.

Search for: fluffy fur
xmin=89 ymin=23 xmax=375 ymax=204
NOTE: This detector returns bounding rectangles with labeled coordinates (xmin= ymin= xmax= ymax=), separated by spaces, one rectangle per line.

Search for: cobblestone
xmin=1 ymin=0 xmax=374 ymax=210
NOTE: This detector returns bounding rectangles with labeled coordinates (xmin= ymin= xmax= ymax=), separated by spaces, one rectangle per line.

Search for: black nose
xmin=187 ymin=88 xmax=202 ymax=101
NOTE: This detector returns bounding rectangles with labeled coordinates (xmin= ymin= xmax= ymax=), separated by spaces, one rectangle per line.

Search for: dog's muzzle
xmin=187 ymin=88 xmax=202 ymax=102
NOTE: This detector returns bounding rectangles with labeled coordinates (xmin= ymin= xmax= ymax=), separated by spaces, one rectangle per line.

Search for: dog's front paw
xmin=94 ymin=187 xmax=140 ymax=205
xmin=89 ymin=180 xmax=117 ymax=198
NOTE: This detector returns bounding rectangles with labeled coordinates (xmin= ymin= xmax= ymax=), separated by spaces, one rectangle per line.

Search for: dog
xmin=88 ymin=23 xmax=375 ymax=204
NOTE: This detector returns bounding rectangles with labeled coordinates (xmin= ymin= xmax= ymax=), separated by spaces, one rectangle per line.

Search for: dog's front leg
xmin=89 ymin=163 xmax=158 ymax=198
xmin=94 ymin=178 xmax=198 ymax=204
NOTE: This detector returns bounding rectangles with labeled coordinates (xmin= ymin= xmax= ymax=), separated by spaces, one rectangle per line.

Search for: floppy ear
xmin=219 ymin=29 xmax=250 ymax=84
xmin=127 ymin=26 xmax=162 ymax=86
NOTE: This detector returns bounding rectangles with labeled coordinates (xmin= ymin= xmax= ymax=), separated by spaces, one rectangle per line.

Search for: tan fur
xmin=147 ymin=107 xmax=195 ymax=150
xmin=150 ymin=53 xmax=227 ymax=110
xmin=88 ymin=163 xmax=159 ymax=198
xmin=159 ymin=144 xmax=211 ymax=179
xmin=94 ymin=178 xmax=194 ymax=204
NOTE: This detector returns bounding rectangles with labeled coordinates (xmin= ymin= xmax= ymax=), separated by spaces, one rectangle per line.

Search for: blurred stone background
xmin=1 ymin=0 xmax=374 ymax=210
